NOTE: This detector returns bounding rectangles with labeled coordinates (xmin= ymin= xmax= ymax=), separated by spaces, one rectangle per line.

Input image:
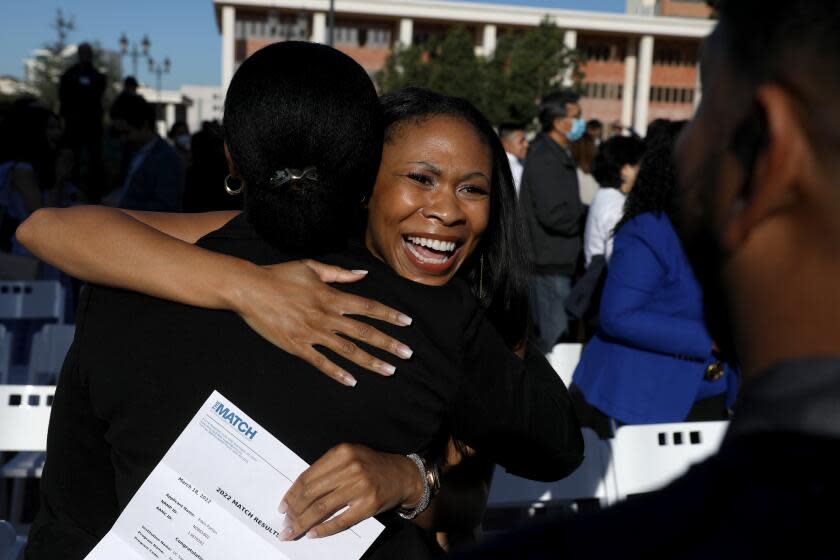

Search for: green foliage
xmin=376 ymin=18 xmax=583 ymax=127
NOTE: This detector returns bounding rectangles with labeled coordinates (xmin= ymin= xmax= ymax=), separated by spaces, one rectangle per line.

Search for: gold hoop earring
xmin=224 ymin=174 xmax=243 ymax=195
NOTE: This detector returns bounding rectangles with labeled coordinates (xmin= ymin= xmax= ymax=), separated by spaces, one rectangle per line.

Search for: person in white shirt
xmin=498 ymin=123 xmax=528 ymax=195
xmin=570 ymin=134 xmax=599 ymax=206
xmin=583 ymin=136 xmax=645 ymax=266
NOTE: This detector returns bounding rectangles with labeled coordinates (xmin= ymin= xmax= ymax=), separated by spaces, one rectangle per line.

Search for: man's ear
xmin=223 ymin=143 xmax=240 ymax=179
xmin=722 ymin=84 xmax=807 ymax=249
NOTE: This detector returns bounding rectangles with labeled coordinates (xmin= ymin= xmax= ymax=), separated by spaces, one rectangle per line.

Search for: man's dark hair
xmin=587 ymin=119 xmax=603 ymax=130
xmin=538 ymin=90 xmax=580 ymax=133
xmin=380 ymin=87 xmax=531 ymax=349
xmin=498 ymin=122 xmax=525 ymax=142
xmin=109 ymin=93 xmax=155 ymax=130
xmin=592 ymin=136 xmax=646 ymax=190
xmin=714 ymin=0 xmax=840 ymax=160
xmin=224 ymin=42 xmax=382 ymax=253
xmin=123 ymin=76 xmax=138 ymax=90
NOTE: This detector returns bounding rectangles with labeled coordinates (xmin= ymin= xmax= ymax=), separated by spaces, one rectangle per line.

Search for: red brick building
xmin=214 ymin=0 xmax=714 ymax=135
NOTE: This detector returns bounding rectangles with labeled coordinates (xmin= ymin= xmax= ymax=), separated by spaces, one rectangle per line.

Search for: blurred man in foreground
xmin=462 ymin=0 xmax=840 ymax=556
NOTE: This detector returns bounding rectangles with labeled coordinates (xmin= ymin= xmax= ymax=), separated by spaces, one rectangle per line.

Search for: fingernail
xmin=397 ymin=313 xmax=413 ymax=326
xmin=280 ymin=527 xmax=295 ymax=541
xmin=351 ymin=269 xmax=368 ymax=275
xmin=278 ymin=501 xmax=288 ymax=514
xmin=396 ymin=345 xmax=413 ymax=359
xmin=306 ymin=529 xmax=318 ymax=539
xmin=342 ymin=373 xmax=358 ymax=387
xmin=375 ymin=362 xmax=396 ymax=376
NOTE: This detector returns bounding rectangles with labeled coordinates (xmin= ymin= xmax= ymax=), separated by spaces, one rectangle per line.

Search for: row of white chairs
xmin=0 ymin=382 xmax=728 ymax=526
xmin=0 ymin=282 xmax=65 ymax=322
xmin=0 ymin=280 xmax=72 ymax=386
xmin=487 ymin=421 xmax=728 ymax=510
xmin=487 ymin=343 xmax=728 ymax=511
xmin=0 ymin=385 xmax=53 ymax=527
xmin=0 ymin=324 xmax=74 ymax=386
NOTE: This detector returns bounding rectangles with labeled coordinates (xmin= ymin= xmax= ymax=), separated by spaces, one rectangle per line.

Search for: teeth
xmin=406 ymin=242 xmax=450 ymax=264
xmin=407 ymin=236 xmax=456 ymax=253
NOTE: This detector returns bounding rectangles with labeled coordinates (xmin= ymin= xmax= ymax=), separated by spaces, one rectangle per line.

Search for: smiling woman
xmin=370 ymin=88 xmax=530 ymax=349
xmin=366 ymin=114 xmax=492 ymax=284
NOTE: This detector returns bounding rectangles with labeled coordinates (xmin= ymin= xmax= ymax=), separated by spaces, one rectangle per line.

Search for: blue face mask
xmin=565 ymin=118 xmax=586 ymax=142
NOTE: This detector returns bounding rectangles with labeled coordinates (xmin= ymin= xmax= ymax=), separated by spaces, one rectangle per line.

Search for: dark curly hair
xmin=615 ymin=120 xmax=686 ymax=233
xmin=591 ymin=136 xmax=646 ymax=190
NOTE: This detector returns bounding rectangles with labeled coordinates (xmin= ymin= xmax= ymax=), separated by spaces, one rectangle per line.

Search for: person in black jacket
xmin=22 ymin=44 xmax=581 ymax=559
xmin=59 ymin=42 xmax=105 ymax=199
xmin=459 ymin=0 xmax=840 ymax=557
xmin=519 ymin=91 xmax=587 ymax=353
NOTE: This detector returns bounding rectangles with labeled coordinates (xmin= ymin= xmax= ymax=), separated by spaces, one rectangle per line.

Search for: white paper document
xmin=86 ymin=390 xmax=384 ymax=560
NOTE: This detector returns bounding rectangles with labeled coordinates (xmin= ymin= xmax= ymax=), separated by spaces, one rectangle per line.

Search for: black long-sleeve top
xmin=26 ymin=214 xmax=582 ymax=559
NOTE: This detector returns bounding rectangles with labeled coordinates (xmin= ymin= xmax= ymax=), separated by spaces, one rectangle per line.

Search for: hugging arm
xmin=452 ymin=310 xmax=584 ymax=482
xmin=15 ymin=206 xmax=412 ymax=385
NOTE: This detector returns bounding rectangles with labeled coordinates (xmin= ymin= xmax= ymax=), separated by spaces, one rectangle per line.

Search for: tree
xmin=376 ymin=19 xmax=582 ymax=128
xmin=486 ymin=19 xmax=583 ymax=125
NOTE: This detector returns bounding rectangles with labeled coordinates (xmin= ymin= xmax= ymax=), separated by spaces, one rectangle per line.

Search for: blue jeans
xmin=531 ymin=273 xmax=572 ymax=354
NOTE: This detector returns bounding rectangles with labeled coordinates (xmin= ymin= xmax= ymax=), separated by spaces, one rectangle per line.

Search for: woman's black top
xmin=26 ymin=214 xmax=582 ymax=559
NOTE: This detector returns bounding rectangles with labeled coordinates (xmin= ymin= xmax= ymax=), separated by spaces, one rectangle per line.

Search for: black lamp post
xmin=118 ymin=33 xmax=150 ymax=77
xmin=147 ymin=56 xmax=171 ymax=99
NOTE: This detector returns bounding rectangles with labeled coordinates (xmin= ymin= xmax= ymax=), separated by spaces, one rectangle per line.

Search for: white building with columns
xmin=214 ymin=0 xmax=714 ymax=135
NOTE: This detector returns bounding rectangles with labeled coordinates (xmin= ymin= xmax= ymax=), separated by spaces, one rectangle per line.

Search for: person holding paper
xmin=21 ymin=44 xmax=581 ymax=559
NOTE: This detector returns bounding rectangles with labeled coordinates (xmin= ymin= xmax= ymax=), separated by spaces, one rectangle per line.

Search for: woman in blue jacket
xmin=571 ymin=123 xmax=739 ymax=431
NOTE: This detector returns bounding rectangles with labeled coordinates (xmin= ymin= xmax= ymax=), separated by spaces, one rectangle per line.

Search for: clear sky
xmin=0 ymin=0 xmax=626 ymax=90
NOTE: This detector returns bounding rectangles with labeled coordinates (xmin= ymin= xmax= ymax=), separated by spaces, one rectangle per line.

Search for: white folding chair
xmin=0 ymin=281 xmax=64 ymax=322
xmin=488 ymin=428 xmax=616 ymax=510
xmin=0 ymin=327 xmax=12 ymax=385
xmin=611 ymin=421 xmax=729 ymax=501
xmin=0 ymin=385 xmax=54 ymax=525
xmin=26 ymin=324 xmax=75 ymax=385
xmin=547 ymin=343 xmax=583 ymax=388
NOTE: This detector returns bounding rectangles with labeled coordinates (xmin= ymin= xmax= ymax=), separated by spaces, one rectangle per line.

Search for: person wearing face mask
xmin=519 ymin=90 xmax=586 ymax=354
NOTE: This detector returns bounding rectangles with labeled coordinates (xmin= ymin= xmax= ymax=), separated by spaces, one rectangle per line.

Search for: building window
xmin=581 ymin=82 xmax=624 ymax=100
xmin=650 ymin=86 xmax=695 ymax=104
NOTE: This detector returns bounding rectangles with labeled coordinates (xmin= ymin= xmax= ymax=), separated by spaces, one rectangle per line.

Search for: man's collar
xmin=726 ymin=357 xmax=840 ymax=442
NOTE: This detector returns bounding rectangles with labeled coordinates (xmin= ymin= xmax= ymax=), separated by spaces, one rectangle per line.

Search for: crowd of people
xmin=0 ymin=44 xmax=240 ymax=267
xmin=2 ymin=0 xmax=839 ymax=557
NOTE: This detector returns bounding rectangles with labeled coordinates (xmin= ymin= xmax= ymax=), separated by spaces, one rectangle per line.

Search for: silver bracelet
xmin=397 ymin=453 xmax=431 ymax=520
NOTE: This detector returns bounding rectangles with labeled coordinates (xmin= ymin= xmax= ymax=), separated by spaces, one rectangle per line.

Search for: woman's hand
xmin=231 ymin=259 xmax=414 ymax=387
xmin=278 ymin=443 xmax=424 ymax=540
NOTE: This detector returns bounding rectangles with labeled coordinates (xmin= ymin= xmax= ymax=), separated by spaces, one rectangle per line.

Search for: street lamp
xmin=118 ymin=33 xmax=151 ymax=77
xmin=148 ymin=56 xmax=171 ymax=100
